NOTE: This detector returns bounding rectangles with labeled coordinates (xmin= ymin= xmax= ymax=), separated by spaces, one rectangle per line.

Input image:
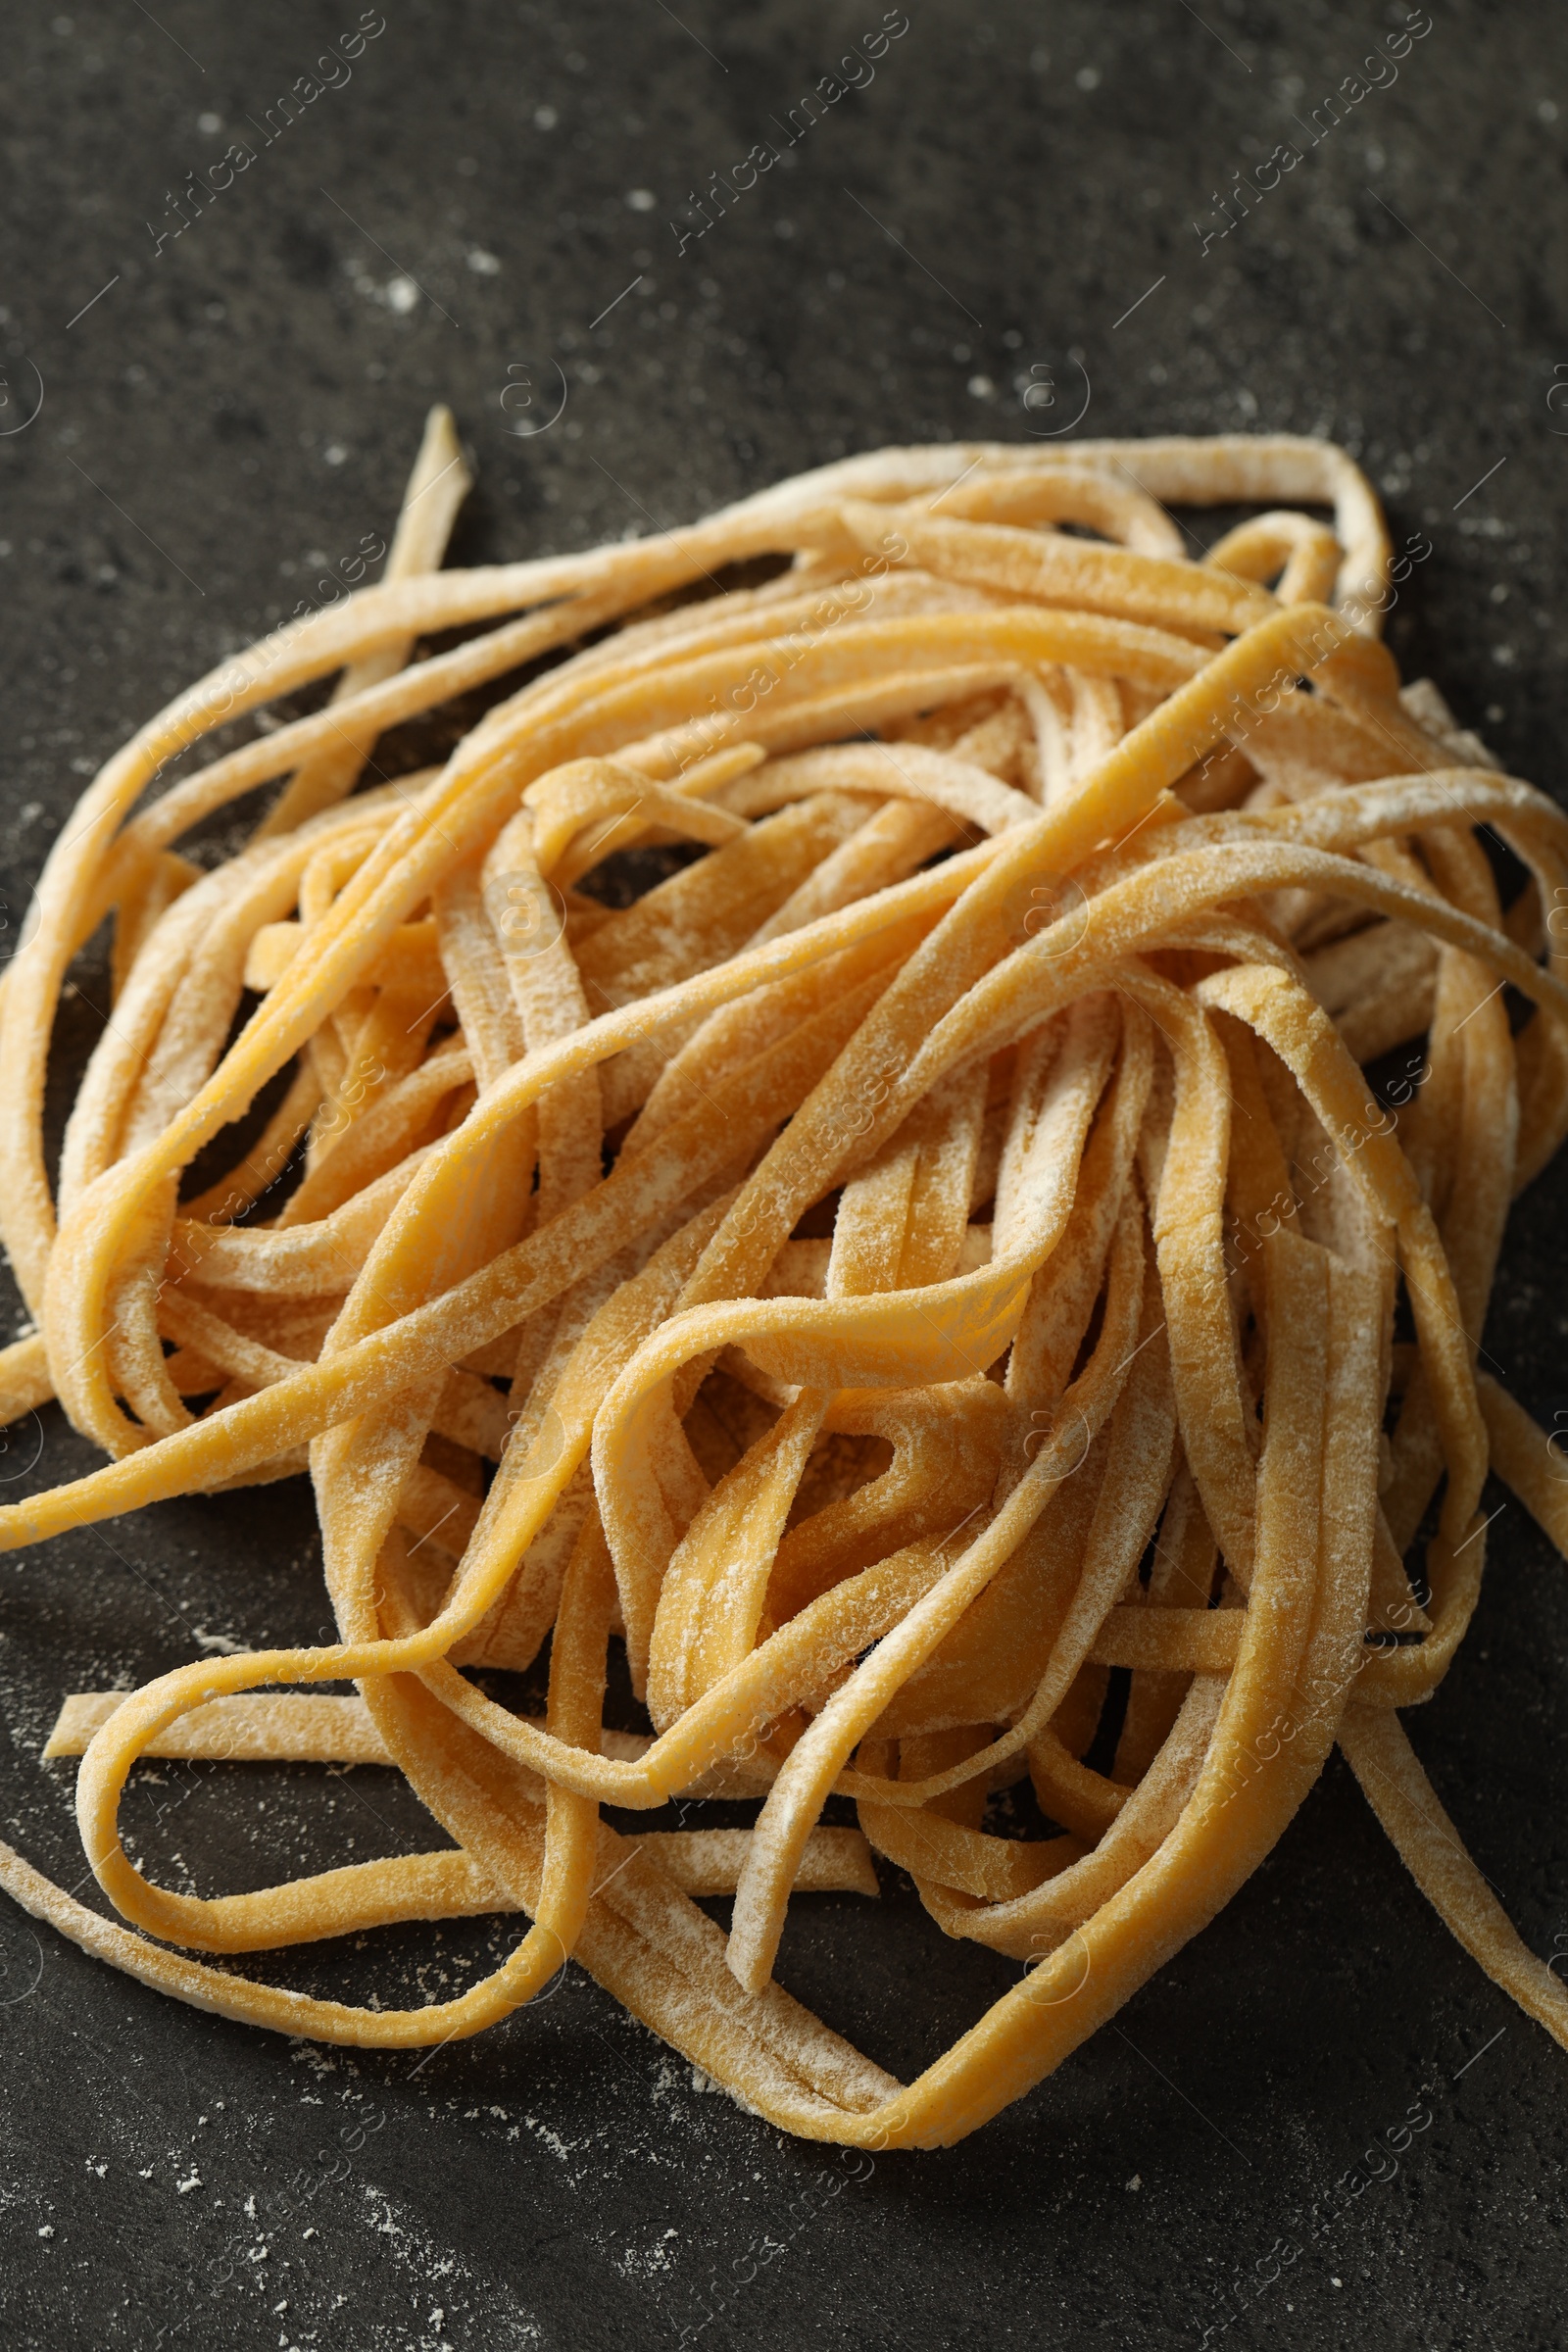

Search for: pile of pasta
xmin=2 ymin=416 xmax=1567 ymax=2149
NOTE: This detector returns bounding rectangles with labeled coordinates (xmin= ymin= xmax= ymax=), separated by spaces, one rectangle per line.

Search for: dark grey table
xmin=2 ymin=4 xmax=1566 ymax=2346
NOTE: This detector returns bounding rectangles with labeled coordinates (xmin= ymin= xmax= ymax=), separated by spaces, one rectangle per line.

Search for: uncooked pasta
xmin=2 ymin=414 xmax=1566 ymax=2148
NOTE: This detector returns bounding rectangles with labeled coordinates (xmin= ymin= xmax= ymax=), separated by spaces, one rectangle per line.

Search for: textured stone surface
xmin=1 ymin=2 xmax=1566 ymax=2346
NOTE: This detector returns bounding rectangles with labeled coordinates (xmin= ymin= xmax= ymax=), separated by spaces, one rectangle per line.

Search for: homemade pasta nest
xmin=2 ymin=418 xmax=1566 ymax=2148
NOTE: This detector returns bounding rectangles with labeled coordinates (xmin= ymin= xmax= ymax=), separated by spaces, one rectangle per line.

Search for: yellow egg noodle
xmin=2 ymin=412 xmax=1566 ymax=2149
